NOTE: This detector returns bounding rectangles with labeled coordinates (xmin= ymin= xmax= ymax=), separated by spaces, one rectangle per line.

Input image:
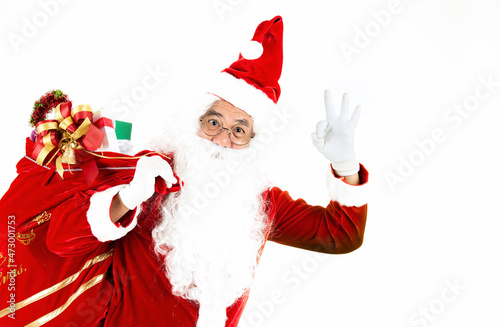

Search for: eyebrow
xmin=204 ymin=109 xmax=250 ymax=127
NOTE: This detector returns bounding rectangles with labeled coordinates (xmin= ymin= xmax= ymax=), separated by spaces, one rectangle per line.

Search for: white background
xmin=1 ymin=0 xmax=500 ymax=326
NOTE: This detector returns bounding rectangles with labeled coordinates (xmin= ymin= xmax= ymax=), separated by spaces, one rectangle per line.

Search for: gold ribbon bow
xmin=31 ymin=102 xmax=104 ymax=179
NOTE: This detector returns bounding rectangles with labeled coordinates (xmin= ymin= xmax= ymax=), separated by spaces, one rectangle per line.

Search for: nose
xmin=212 ymin=128 xmax=232 ymax=148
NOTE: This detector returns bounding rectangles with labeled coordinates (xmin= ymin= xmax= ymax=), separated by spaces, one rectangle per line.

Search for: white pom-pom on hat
xmin=240 ymin=40 xmax=264 ymax=60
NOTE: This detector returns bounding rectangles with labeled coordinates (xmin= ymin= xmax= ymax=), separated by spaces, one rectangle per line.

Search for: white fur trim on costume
xmin=208 ymin=72 xmax=276 ymax=134
xmin=196 ymin=301 xmax=227 ymax=327
xmin=325 ymin=165 xmax=368 ymax=207
xmin=87 ymin=184 xmax=140 ymax=242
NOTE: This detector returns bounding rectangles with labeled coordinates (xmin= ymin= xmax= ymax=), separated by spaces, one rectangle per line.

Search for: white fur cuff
xmin=87 ymin=185 xmax=139 ymax=242
xmin=325 ymin=165 xmax=368 ymax=207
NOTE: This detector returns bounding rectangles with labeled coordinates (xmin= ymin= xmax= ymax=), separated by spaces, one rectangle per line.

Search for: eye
xmin=232 ymin=126 xmax=247 ymax=137
xmin=208 ymin=119 xmax=219 ymax=127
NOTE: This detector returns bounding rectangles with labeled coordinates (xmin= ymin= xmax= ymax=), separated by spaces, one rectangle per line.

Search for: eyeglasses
xmin=199 ymin=114 xmax=254 ymax=145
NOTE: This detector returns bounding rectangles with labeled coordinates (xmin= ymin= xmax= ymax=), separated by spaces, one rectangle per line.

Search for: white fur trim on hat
xmin=325 ymin=165 xmax=368 ymax=207
xmin=208 ymin=72 xmax=276 ymax=134
xmin=87 ymin=184 xmax=140 ymax=242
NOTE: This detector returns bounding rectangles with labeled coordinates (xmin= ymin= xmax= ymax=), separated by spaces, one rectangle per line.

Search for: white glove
xmin=119 ymin=156 xmax=178 ymax=210
xmin=311 ymin=90 xmax=361 ymax=176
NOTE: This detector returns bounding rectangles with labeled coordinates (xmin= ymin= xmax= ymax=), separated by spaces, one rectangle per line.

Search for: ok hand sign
xmin=311 ymin=90 xmax=361 ymax=176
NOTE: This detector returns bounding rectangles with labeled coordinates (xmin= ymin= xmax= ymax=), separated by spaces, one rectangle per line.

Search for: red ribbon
xmin=94 ymin=117 xmax=114 ymax=129
xmin=30 ymin=101 xmax=105 ymax=185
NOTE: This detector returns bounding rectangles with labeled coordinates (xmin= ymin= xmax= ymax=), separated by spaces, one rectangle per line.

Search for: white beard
xmin=151 ymin=96 xmax=271 ymax=326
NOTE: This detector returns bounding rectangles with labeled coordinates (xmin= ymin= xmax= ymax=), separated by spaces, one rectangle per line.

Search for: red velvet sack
xmin=0 ymin=138 xmax=140 ymax=326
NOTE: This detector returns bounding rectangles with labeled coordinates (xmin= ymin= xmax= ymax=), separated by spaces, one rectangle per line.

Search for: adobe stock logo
xmin=340 ymin=0 xmax=403 ymax=63
xmin=239 ymin=250 xmax=330 ymax=327
xmin=212 ymin=0 xmax=243 ymax=20
xmin=385 ymin=74 xmax=500 ymax=192
xmin=408 ymin=278 xmax=466 ymax=327
xmin=7 ymin=0 xmax=72 ymax=53
xmin=110 ymin=65 xmax=169 ymax=120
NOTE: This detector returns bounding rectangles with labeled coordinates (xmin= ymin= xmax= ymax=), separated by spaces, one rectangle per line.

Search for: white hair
xmin=150 ymin=94 xmax=272 ymax=325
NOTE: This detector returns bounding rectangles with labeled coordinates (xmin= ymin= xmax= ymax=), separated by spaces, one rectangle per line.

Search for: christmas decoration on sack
xmin=27 ymin=90 xmax=174 ymax=189
xmin=29 ymin=93 xmax=105 ymax=185
xmin=29 ymin=89 xmax=70 ymax=127
xmin=92 ymin=108 xmax=121 ymax=152
xmin=114 ymin=120 xmax=134 ymax=154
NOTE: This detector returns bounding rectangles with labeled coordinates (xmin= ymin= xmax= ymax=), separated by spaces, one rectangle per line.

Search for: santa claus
xmin=5 ymin=15 xmax=368 ymax=326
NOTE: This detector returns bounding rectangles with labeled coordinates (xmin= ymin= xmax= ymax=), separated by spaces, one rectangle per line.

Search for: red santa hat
xmin=208 ymin=16 xmax=283 ymax=131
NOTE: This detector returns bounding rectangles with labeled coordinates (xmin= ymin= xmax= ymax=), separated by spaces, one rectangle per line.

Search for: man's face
xmin=197 ymin=99 xmax=254 ymax=149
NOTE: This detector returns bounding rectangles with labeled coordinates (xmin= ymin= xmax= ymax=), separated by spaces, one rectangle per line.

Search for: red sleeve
xmin=45 ymin=191 xmax=99 ymax=256
xmin=43 ymin=151 xmax=178 ymax=257
xmin=266 ymin=167 xmax=368 ymax=254
xmin=46 ymin=181 xmax=144 ymax=257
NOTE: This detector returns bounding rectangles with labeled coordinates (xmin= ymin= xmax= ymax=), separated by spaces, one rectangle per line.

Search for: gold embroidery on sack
xmin=16 ymin=229 xmax=36 ymax=245
xmin=34 ymin=211 xmax=51 ymax=225
xmin=16 ymin=211 xmax=52 ymax=236
xmin=0 ymin=265 xmax=26 ymax=288
xmin=0 ymin=252 xmax=6 ymax=268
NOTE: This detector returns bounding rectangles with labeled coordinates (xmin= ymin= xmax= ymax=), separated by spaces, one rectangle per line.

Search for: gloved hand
xmin=311 ymin=90 xmax=361 ymax=176
xmin=119 ymin=156 xmax=178 ymax=210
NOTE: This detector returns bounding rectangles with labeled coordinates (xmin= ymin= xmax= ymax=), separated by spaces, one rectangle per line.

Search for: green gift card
xmin=115 ymin=120 xmax=132 ymax=140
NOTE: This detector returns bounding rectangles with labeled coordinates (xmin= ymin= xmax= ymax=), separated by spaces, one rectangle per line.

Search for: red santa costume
xmin=1 ymin=16 xmax=369 ymax=327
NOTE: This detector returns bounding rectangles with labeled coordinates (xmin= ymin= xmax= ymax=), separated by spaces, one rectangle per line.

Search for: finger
xmin=157 ymin=167 xmax=178 ymax=188
xmin=138 ymin=155 xmax=164 ymax=169
xmin=349 ymin=105 xmax=362 ymax=128
xmin=158 ymin=170 xmax=177 ymax=183
xmin=311 ymin=133 xmax=324 ymax=153
xmin=136 ymin=155 xmax=152 ymax=169
xmin=152 ymin=161 xmax=177 ymax=184
xmin=147 ymin=156 xmax=168 ymax=172
xmin=163 ymin=174 xmax=178 ymax=185
xmin=339 ymin=93 xmax=350 ymax=121
xmin=146 ymin=157 xmax=176 ymax=181
xmin=315 ymin=120 xmax=329 ymax=139
xmin=324 ymin=89 xmax=337 ymax=123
